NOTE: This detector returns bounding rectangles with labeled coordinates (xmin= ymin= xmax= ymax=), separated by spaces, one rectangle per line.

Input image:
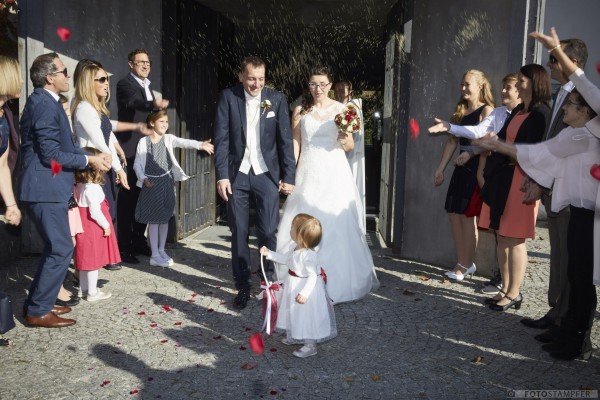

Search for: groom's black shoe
xmin=233 ymin=288 xmax=251 ymax=310
xmin=520 ymin=315 xmax=553 ymax=330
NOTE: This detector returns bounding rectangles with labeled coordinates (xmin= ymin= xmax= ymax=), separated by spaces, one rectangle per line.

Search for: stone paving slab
xmin=0 ymin=224 xmax=599 ymax=400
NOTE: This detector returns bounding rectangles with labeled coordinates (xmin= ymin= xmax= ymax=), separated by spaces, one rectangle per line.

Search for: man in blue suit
xmin=20 ymin=53 xmax=111 ymax=328
xmin=214 ymin=56 xmax=296 ymax=309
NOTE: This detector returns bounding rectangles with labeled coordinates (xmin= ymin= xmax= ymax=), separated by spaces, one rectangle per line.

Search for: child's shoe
xmin=86 ymin=290 xmax=112 ymax=302
xmin=281 ymin=337 xmax=293 ymax=345
xmin=293 ymin=344 xmax=317 ymax=358
xmin=150 ymin=255 xmax=170 ymax=268
xmin=158 ymin=250 xmax=174 ymax=266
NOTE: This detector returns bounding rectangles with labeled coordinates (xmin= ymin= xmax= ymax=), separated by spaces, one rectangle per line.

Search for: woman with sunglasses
xmin=274 ymin=66 xmax=379 ymax=304
xmin=72 ymin=64 xmax=150 ymax=268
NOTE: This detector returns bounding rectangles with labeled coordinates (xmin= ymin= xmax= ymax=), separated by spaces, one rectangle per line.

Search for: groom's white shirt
xmin=240 ymin=90 xmax=268 ymax=175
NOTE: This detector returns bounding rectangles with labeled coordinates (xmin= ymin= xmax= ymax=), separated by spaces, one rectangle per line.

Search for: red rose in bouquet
xmin=334 ymin=104 xmax=361 ymax=134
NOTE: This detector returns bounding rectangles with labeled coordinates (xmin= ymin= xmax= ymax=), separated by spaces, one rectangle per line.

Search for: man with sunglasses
xmin=520 ymin=39 xmax=588 ymax=338
xmin=116 ymin=49 xmax=169 ymax=264
xmin=19 ymin=53 xmax=112 ymax=328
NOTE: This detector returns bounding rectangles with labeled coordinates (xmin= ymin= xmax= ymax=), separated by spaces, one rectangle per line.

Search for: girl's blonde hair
xmin=0 ymin=56 xmax=21 ymax=97
xmin=71 ymin=64 xmax=110 ymax=120
xmin=75 ymin=147 xmax=105 ymax=184
xmin=292 ymin=213 xmax=322 ymax=249
xmin=451 ymin=69 xmax=495 ymax=123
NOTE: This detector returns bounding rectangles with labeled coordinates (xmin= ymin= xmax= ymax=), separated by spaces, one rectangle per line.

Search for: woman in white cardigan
xmin=73 ymin=64 xmax=150 ymax=221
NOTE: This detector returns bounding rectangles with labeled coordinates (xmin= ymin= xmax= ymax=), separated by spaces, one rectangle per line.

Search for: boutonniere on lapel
xmin=260 ymin=99 xmax=272 ymax=115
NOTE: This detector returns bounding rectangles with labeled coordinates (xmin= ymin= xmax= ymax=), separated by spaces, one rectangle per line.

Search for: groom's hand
xmin=279 ymin=182 xmax=294 ymax=196
xmin=217 ymin=179 xmax=232 ymax=201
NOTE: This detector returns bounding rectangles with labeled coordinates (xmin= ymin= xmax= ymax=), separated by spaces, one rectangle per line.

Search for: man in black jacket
xmin=116 ymin=49 xmax=169 ymax=264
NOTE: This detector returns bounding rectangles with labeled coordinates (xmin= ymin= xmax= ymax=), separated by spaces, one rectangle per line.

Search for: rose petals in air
xmin=137 ymin=311 xmax=145 ymax=315
xmin=409 ymin=118 xmax=420 ymax=140
xmin=590 ymin=164 xmax=600 ymax=181
xmin=56 ymin=26 xmax=71 ymax=42
xmin=249 ymin=332 xmax=264 ymax=355
xmin=162 ymin=305 xmax=172 ymax=312
xmin=50 ymin=159 xmax=62 ymax=176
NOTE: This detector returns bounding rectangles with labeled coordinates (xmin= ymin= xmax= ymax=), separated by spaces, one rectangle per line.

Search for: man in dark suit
xmin=116 ymin=49 xmax=169 ymax=264
xmin=214 ymin=56 xmax=296 ymax=309
xmin=520 ymin=39 xmax=588 ymax=336
xmin=20 ymin=53 xmax=111 ymax=328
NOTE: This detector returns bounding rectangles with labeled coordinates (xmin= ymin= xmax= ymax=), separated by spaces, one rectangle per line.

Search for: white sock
xmin=148 ymin=224 xmax=159 ymax=258
xmin=79 ymin=270 xmax=89 ymax=293
xmin=86 ymin=270 xmax=99 ymax=295
xmin=158 ymin=223 xmax=168 ymax=253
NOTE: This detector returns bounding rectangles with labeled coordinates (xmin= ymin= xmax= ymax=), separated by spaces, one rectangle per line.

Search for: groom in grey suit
xmin=213 ymin=56 xmax=296 ymax=309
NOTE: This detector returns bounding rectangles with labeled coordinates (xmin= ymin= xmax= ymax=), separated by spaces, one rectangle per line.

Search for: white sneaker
xmin=86 ymin=290 xmax=112 ymax=302
xmin=159 ymin=250 xmax=174 ymax=266
xmin=293 ymin=345 xmax=317 ymax=358
xmin=281 ymin=337 xmax=293 ymax=346
xmin=150 ymin=255 xmax=170 ymax=268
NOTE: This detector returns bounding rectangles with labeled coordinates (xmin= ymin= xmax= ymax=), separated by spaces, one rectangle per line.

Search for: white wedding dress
xmin=275 ymin=101 xmax=379 ymax=304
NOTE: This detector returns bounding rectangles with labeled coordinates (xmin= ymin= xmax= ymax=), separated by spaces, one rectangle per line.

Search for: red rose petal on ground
xmin=174 ymin=322 xmax=182 ymax=326
xmin=207 ymin=291 xmax=213 ymax=295
xmin=137 ymin=311 xmax=146 ymax=315
xmin=150 ymin=323 xmax=158 ymax=328
xmin=162 ymin=305 xmax=172 ymax=312
xmin=191 ymin=293 xmax=198 ymax=297
xmin=160 ymin=339 xmax=168 ymax=344
xmin=50 ymin=159 xmax=62 ymax=176
xmin=207 ymin=308 xmax=214 ymax=312
xmin=130 ymin=389 xmax=139 ymax=395
xmin=241 ymin=361 xmax=258 ymax=370
xmin=244 ymin=327 xmax=252 ymax=331
xmin=56 ymin=26 xmax=71 ymax=42
xmin=147 ymin=377 xmax=154 ymax=381
xmin=596 ymin=62 xmax=600 ymax=75
xmin=249 ymin=332 xmax=264 ymax=355
xmin=409 ymin=118 xmax=420 ymax=140
xmin=270 ymin=390 xmax=278 ymax=395
xmin=101 ymin=380 xmax=110 ymax=387
xmin=269 ymin=348 xmax=277 ymax=352
xmin=216 ymin=286 xmax=221 ymax=289
xmin=213 ymin=335 xmax=222 ymax=340
xmin=220 ymin=301 xmax=227 ymax=305
xmin=591 ymin=164 xmax=600 ymax=181
xmin=240 ymin=346 xmax=247 ymax=350
xmin=187 ymin=299 xmax=195 ymax=303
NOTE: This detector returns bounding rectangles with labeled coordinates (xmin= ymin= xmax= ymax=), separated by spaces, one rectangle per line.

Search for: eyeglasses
xmin=94 ymin=76 xmax=109 ymax=84
xmin=49 ymin=68 xmax=68 ymax=77
xmin=133 ymin=60 xmax=152 ymax=66
xmin=565 ymin=99 xmax=582 ymax=107
xmin=549 ymin=55 xmax=577 ymax=65
xmin=308 ymin=82 xmax=330 ymax=90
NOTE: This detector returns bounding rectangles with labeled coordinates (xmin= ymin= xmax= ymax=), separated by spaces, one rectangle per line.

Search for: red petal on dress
xmin=409 ymin=118 xmax=420 ymax=140
xmin=590 ymin=164 xmax=600 ymax=181
xmin=50 ymin=159 xmax=62 ymax=176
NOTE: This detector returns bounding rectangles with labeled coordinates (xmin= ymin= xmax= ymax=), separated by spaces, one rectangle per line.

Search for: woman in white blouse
xmin=477 ymin=87 xmax=598 ymax=361
xmin=72 ymin=64 xmax=149 ymax=218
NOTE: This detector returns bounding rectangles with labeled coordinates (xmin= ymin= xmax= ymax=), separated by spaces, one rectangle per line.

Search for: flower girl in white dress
xmin=260 ymin=213 xmax=337 ymax=358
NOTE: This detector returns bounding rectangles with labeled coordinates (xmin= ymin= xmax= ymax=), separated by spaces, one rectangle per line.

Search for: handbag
xmin=68 ymin=194 xmax=78 ymax=209
xmin=0 ymin=292 xmax=16 ymax=334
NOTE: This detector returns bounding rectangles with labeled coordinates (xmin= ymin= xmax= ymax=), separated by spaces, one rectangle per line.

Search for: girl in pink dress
xmin=74 ymin=147 xmax=121 ymax=302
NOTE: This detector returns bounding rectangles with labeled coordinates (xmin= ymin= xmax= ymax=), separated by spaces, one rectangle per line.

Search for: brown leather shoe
xmin=51 ymin=305 xmax=72 ymax=315
xmin=25 ymin=312 xmax=76 ymax=328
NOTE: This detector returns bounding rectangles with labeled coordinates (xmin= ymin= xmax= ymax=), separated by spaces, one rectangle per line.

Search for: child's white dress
xmin=266 ymin=246 xmax=337 ymax=343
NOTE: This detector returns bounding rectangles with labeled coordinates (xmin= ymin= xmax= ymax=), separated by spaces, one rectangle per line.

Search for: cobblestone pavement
xmin=1 ymin=224 xmax=599 ymax=400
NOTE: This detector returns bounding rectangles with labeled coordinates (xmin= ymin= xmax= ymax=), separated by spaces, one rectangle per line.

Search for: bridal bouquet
xmin=334 ymin=103 xmax=361 ymax=134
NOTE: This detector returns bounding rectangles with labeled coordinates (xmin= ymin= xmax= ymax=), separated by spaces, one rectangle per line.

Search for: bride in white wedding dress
xmin=275 ymin=67 xmax=379 ymax=304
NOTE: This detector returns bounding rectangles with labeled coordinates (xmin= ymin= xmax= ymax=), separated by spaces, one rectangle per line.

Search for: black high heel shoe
xmin=55 ymin=296 xmax=80 ymax=307
xmin=484 ymin=290 xmax=507 ymax=305
xmin=489 ymin=293 xmax=522 ymax=311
